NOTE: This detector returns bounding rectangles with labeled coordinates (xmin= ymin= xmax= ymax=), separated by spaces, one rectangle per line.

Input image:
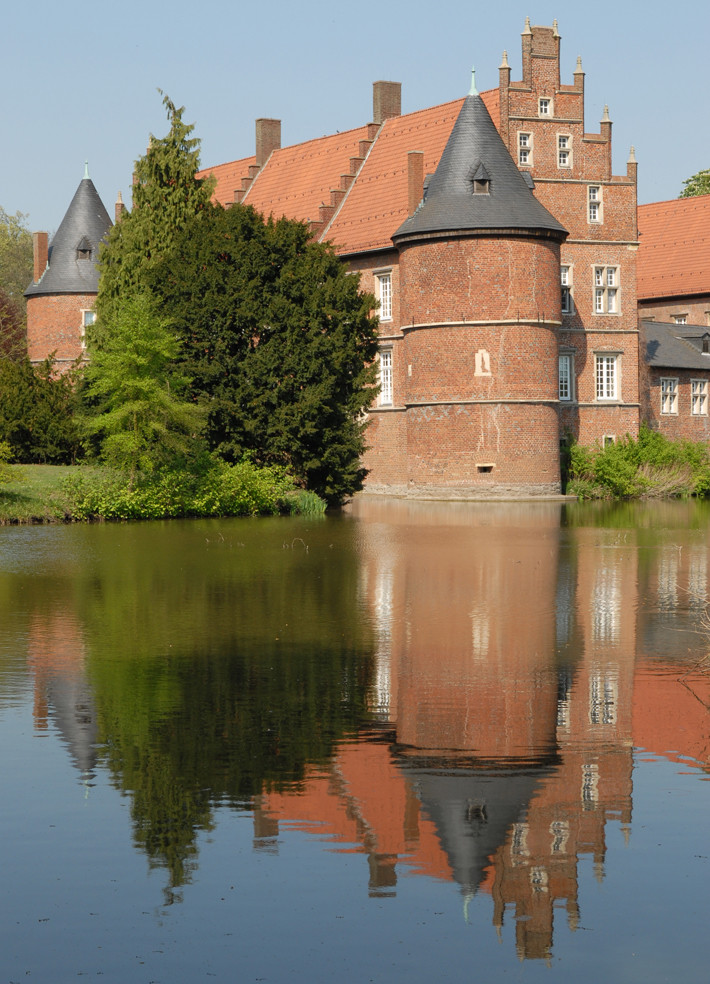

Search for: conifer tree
xmin=94 ymin=92 xmax=214 ymax=334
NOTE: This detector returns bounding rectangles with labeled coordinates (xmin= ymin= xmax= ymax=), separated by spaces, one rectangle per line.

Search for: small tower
xmin=391 ymin=72 xmax=568 ymax=495
xmin=25 ymin=165 xmax=112 ymax=369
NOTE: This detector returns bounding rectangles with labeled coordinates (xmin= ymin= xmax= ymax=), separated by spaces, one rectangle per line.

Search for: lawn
xmin=0 ymin=464 xmax=91 ymax=523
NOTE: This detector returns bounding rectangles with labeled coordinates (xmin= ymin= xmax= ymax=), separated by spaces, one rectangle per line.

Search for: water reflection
xmin=1 ymin=500 xmax=709 ymax=965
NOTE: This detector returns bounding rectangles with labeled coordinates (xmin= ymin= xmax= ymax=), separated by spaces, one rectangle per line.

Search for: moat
xmin=1 ymin=498 xmax=708 ymax=982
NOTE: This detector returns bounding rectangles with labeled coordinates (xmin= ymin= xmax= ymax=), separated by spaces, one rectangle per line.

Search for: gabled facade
xmin=25 ymin=167 xmax=113 ymax=370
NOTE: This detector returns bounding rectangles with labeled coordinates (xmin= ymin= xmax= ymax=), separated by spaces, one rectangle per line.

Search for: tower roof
xmin=393 ymin=90 xmax=567 ymax=244
xmin=25 ymin=173 xmax=112 ymax=297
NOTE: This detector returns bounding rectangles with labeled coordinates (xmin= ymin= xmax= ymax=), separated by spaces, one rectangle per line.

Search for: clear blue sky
xmin=3 ymin=0 xmax=708 ymax=234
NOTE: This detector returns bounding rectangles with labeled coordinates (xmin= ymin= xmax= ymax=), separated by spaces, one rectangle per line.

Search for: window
xmin=595 ymin=354 xmax=618 ymax=400
xmin=561 ymin=265 xmax=573 ymax=314
xmin=594 ymin=266 xmax=620 ymax=314
xmin=518 ymin=132 xmax=532 ymax=166
xmin=660 ymin=377 xmax=678 ymax=414
xmin=603 ymin=434 xmax=616 ymax=447
xmin=559 ymin=354 xmax=574 ymax=401
xmin=379 ymin=349 xmax=393 ymax=405
xmin=692 ymin=379 xmax=708 ymax=415
xmin=539 ymin=97 xmax=552 ymax=117
xmin=588 ymin=185 xmax=602 ymax=223
xmin=376 ymin=272 xmax=392 ymax=322
xmin=80 ymin=309 xmax=96 ymax=350
xmin=557 ymin=134 xmax=572 ymax=168
xmin=674 ymin=314 xmax=687 ymax=325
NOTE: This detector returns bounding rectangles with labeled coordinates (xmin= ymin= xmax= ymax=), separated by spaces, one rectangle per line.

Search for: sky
xmin=3 ymin=0 xmax=709 ymax=235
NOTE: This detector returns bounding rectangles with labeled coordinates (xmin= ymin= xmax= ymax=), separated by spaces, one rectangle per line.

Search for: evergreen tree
xmin=95 ymin=93 xmax=214 ymax=334
xmin=680 ymin=168 xmax=710 ymax=198
xmin=150 ymin=204 xmax=379 ymax=505
xmin=0 ymin=207 xmax=33 ymax=357
xmin=0 ymin=357 xmax=82 ymax=463
xmin=81 ymin=294 xmax=204 ymax=486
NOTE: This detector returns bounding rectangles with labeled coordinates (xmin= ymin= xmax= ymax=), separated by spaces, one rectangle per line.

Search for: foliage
xmin=567 ymin=426 xmax=710 ymax=499
xmin=95 ymin=92 xmax=214 ymax=335
xmin=0 ymin=356 xmax=82 ymax=463
xmin=0 ymin=440 xmax=14 ymax=484
xmin=0 ymin=207 xmax=33 ymax=357
xmin=150 ymin=203 xmax=379 ymax=506
xmin=62 ymin=458 xmax=323 ymax=520
xmin=80 ymin=294 xmax=204 ymax=486
xmin=680 ymin=168 xmax=710 ymax=198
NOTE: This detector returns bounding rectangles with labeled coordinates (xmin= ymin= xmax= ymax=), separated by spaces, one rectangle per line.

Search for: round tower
xmin=391 ymin=74 xmax=568 ymax=496
xmin=25 ymin=165 xmax=112 ymax=371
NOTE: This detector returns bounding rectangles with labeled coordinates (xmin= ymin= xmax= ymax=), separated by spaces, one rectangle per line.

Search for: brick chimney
xmin=32 ymin=232 xmax=48 ymax=283
xmin=373 ymin=81 xmax=401 ymax=125
xmin=255 ymin=118 xmax=281 ymax=167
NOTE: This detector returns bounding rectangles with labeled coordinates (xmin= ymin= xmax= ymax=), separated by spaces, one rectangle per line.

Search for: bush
xmin=567 ymin=426 xmax=710 ymax=500
xmin=62 ymin=459 xmax=325 ymax=521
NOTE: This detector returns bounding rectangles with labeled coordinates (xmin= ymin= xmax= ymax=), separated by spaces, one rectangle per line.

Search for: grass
xmin=0 ymin=464 xmax=92 ymax=523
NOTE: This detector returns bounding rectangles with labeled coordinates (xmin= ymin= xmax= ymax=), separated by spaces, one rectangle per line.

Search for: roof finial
xmin=523 ymin=16 xmax=532 ymax=35
xmin=469 ymin=65 xmax=478 ymax=96
xmin=575 ymin=55 xmax=583 ymax=73
xmin=601 ymin=104 xmax=611 ymax=123
xmin=552 ymin=18 xmax=560 ymax=37
xmin=116 ymin=189 xmax=124 ymax=203
xmin=628 ymin=145 xmax=637 ymax=163
xmin=84 ymin=160 xmax=90 ymax=180
xmin=499 ymin=49 xmax=510 ymax=70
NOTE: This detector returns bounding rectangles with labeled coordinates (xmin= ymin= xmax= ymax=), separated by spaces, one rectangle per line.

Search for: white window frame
xmin=557 ymin=133 xmax=572 ymax=169
xmin=80 ymin=309 xmax=96 ymax=350
xmin=561 ymin=265 xmax=573 ymax=314
xmin=660 ymin=377 xmax=678 ymax=415
xmin=691 ymin=379 xmax=708 ymax=416
xmin=375 ymin=271 xmax=392 ymax=322
xmin=588 ymin=185 xmax=603 ymax=224
xmin=593 ymin=266 xmax=620 ymax=315
xmin=518 ymin=131 xmax=533 ymax=167
xmin=379 ymin=348 xmax=393 ymax=406
xmin=559 ymin=353 xmax=574 ymax=402
xmin=538 ymin=97 xmax=553 ymax=117
xmin=674 ymin=314 xmax=688 ymax=325
xmin=595 ymin=353 xmax=619 ymax=401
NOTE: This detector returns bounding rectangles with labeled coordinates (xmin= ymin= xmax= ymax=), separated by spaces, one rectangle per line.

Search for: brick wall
xmin=638 ymin=296 xmax=710 ymax=326
xmin=26 ymin=293 xmax=93 ymax=367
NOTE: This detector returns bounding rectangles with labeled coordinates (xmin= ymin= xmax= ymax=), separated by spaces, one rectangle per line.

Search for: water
xmin=1 ymin=499 xmax=708 ymax=983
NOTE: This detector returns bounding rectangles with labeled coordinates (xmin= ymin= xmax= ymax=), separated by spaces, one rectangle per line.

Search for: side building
xmin=25 ymin=166 xmax=113 ymax=371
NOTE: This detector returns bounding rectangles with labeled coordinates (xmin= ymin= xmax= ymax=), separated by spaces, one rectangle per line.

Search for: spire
xmin=522 ymin=15 xmax=532 ymax=35
xmin=628 ymin=145 xmax=637 ymax=164
xmin=499 ymin=49 xmax=509 ymax=70
xmin=601 ymin=104 xmax=612 ymax=123
xmin=469 ymin=66 xmax=478 ymax=96
xmin=84 ymin=160 xmax=90 ymax=180
xmin=575 ymin=55 xmax=584 ymax=73
xmin=552 ymin=18 xmax=560 ymax=37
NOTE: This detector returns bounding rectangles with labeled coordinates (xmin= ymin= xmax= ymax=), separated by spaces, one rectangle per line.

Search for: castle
xmin=24 ymin=19 xmax=710 ymax=496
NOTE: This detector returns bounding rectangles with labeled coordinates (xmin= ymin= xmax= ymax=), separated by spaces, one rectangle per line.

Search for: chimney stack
xmin=255 ymin=118 xmax=281 ymax=167
xmin=115 ymin=190 xmax=126 ymax=223
xmin=373 ymin=81 xmax=402 ymax=125
xmin=32 ymin=232 xmax=48 ymax=283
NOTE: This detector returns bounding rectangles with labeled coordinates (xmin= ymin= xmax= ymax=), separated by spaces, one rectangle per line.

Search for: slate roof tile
xmin=643 ymin=319 xmax=710 ymax=370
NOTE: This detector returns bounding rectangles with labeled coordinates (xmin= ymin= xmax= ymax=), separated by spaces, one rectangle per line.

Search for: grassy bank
xmin=0 ymin=463 xmax=326 ymax=524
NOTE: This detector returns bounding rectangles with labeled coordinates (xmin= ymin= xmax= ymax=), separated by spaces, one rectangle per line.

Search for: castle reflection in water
xmin=24 ymin=501 xmax=710 ymax=962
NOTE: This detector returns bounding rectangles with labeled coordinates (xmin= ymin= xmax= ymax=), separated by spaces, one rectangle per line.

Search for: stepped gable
xmin=25 ymin=171 xmax=112 ymax=297
xmin=393 ymin=84 xmax=567 ymax=244
xmin=637 ymin=194 xmax=710 ymax=300
xmin=326 ymin=96 xmax=469 ymax=255
xmin=243 ymin=125 xmax=374 ymax=225
xmin=202 ymin=155 xmax=256 ymax=208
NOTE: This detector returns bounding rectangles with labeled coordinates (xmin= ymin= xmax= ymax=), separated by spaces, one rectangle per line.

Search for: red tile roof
xmin=198 ymin=88 xmax=500 ymax=255
xmin=200 ymin=155 xmax=255 ymax=207
xmin=327 ymin=89 xmax=499 ymax=255
xmin=637 ymin=194 xmax=710 ymax=300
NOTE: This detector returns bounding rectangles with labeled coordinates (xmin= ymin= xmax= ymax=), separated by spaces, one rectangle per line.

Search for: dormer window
xmin=471 ymin=162 xmax=490 ymax=195
xmin=702 ymin=333 xmax=710 ymax=355
xmin=76 ymin=236 xmax=92 ymax=261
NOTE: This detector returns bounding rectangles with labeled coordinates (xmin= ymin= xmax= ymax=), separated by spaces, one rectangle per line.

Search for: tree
xmin=94 ymin=92 xmax=214 ymax=334
xmin=0 ymin=356 xmax=82 ymax=463
xmin=81 ymin=294 xmax=204 ymax=486
xmin=150 ymin=203 xmax=379 ymax=505
xmin=0 ymin=207 xmax=33 ymax=357
xmin=680 ymin=169 xmax=710 ymax=198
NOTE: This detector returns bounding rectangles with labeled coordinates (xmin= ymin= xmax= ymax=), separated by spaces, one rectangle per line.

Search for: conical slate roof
xmin=393 ymin=83 xmax=567 ymax=244
xmin=25 ymin=172 xmax=112 ymax=297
